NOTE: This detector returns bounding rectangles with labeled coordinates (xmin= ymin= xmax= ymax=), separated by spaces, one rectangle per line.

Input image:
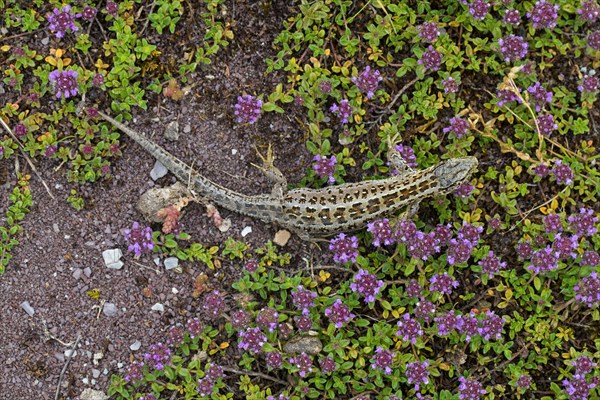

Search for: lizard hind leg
xmin=386 ymin=135 xmax=415 ymax=178
xmin=252 ymin=143 xmax=288 ymax=198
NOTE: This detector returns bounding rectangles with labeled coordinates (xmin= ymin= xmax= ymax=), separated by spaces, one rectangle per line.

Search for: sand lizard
xmin=98 ymin=111 xmax=477 ymax=240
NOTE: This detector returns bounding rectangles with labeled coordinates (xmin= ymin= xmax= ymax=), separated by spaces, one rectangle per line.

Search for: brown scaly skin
xmin=98 ymin=111 xmax=477 ymax=240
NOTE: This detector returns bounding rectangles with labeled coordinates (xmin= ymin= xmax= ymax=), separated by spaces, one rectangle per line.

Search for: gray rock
xmin=130 ymin=340 xmax=141 ymax=351
xmin=164 ymin=120 xmax=179 ymax=141
xmin=102 ymin=249 xmax=123 ymax=270
xmin=283 ymin=335 xmax=322 ymax=355
xmin=164 ymin=257 xmax=179 ymax=270
xmin=102 ymin=302 xmax=118 ymax=317
xmin=20 ymin=301 xmax=35 ymax=316
xmin=150 ymin=160 xmax=168 ymax=181
xmin=80 ymin=388 xmax=109 ymax=400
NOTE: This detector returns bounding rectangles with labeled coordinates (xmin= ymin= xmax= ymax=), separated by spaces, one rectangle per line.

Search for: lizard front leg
xmin=252 ymin=144 xmax=288 ymax=199
xmin=386 ymin=135 xmax=415 ymax=178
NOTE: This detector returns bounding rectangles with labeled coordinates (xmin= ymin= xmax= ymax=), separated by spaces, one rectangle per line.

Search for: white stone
xmin=102 ymin=302 xmax=118 ymax=317
xmin=20 ymin=301 xmax=34 ymax=316
xmin=130 ymin=341 xmax=141 ymax=351
xmin=164 ymin=257 xmax=179 ymax=270
xmin=241 ymin=226 xmax=252 ymax=237
xmin=151 ymin=303 xmax=164 ymax=312
xmin=150 ymin=160 xmax=168 ymax=180
xmin=102 ymin=249 xmax=123 ymax=270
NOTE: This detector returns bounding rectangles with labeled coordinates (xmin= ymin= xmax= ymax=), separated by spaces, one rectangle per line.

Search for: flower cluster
xmin=527 ymin=0 xmax=560 ymax=29
xmin=289 ymin=352 xmax=312 ymax=377
xmin=443 ymin=116 xmax=470 ymax=137
xmin=143 ymin=343 xmax=171 ymax=371
xmin=186 ymin=318 xmax=203 ymax=338
xmin=291 ymin=285 xmax=318 ymax=315
xmin=478 ymin=251 xmax=507 ymax=278
xmin=352 ymin=66 xmax=382 ymax=98
xmin=568 ymin=208 xmax=598 ymax=236
xmin=196 ymin=364 xmax=224 ymax=396
xmin=49 ymin=69 xmax=79 ymax=99
xmin=447 ymin=238 xmax=474 ymax=265
xmin=458 ymin=376 xmax=487 ymax=400
xmin=419 ymin=45 xmax=443 ymax=71
xmin=234 ymin=95 xmax=262 ymax=124
xmin=350 ymin=269 xmax=384 ymax=303
xmin=256 ymin=307 xmax=279 ymax=332
xmin=265 ymin=351 xmax=283 ymax=369
xmin=579 ymin=74 xmax=600 ymax=93
xmin=330 ymin=99 xmax=353 ymax=123
xmin=537 ymin=114 xmax=557 ymax=136
xmin=429 ymin=272 xmax=459 ymax=294
xmin=394 ymin=143 xmax=418 ymax=169
xmin=419 ymin=22 xmax=441 ymax=42
xmin=406 ymin=360 xmax=430 ymax=390
xmin=407 ymin=231 xmax=440 ymax=261
xmin=230 ymin=309 xmax=251 ymax=329
xmin=313 ymin=154 xmax=337 ymax=184
xmin=574 ymin=271 xmax=600 ymax=307
xmin=469 ymin=0 xmax=490 ymax=20
xmin=123 ymin=221 xmax=154 ymax=258
xmin=238 ymin=327 xmax=267 ymax=354
xmin=578 ymin=0 xmax=600 ymax=22
xmin=124 ymin=360 xmax=144 ymax=382
xmin=325 ymin=298 xmax=355 ymax=328
xmin=527 ymin=82 xmax=553 ymax=111
xmin=319 ymin=357 xmax=337 ymax=373
xmin=328 ymin=233 xmax=359 ymax=263
xmin=367 ymin=218 xmax=394 ymax=247
xmin=498 ymin=35 xmax=529 ymax=62
xmin=370 ymin=347 xmax=395 ymax=374
xmin=527 ymin=246 xmax=559 ymax=274
xmin=396 ymin=313 xmax=423 ymax=344
xmin=443 ymin=77 xmax=460 ymax=93
xmin=503 ymin=9 xmax=521 ymax=25
xmin=552 ymin=160 xmax=574 ymax=185
xmin=202 ymin=290 xmax=226 ymax=318
xmin=167 ymin=326 xmax=184 ymax=347
xmin=47 ymin=5 xmax=81 ymax=38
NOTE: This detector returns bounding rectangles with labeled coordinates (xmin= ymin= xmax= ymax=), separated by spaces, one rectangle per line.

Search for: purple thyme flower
xmin=419 ymin=22 xmax=441 ymax=43
xmin=433 ymin=224 xmax=453 ymax=246
xmin=478 ymin=310 xmax=505 ymax=340
xmin=479 ymin=251 xmax=507 ymax=277
xmin=405 ymin=279 xmax=423 ymax=297
xmin=295 ymin=315 xmax=313 ymax=331
xmin=124 ymin=360 xmax=144 ymax=382
xmin=319 ymin=357 xmax=337 ymax=373
xmin=266 ymin=351 xmax=283 ymax=369
xmin=230 ymin=309 xmax=251 ymax=330
xmin=498 ymin=35 xmax=529 ymax=62
xmin=568 ymin=208 xmax=598 ymax=236
xmin=544 ymin=213 xmax=564 ymax=233
xmin=454 ymin=182 xmax=474 ymax=198
xmin=443 ymin=77 xmax=460 ymax=94
xmin=123 ymin=221 xmax=154 ymax=257
xmin=406 ymin=360 xmax=430 ymax=390
xmin=528 ymin=82 xmax=553 ymax=111
xmin=329 ymin=233 xmax=359 ymax=264
xmin=289 ymin=352 xmax=312 ymax=377
xmin=537 ymin=114 xmax=558 ymax=136
xmin=92 ymin=73 xmax=104 ymax=87
xmin=469 ymin=0 xmax=491 ymax=20
xmin=447 ymin=238 xmax=474 ymax=265
xmin=496 ymin=88 xmax=521 ymax=107
xmin=552 ymin=233 xmax=579 ymax=259
xmin=186 ymin=317 xmax=203 ymax=338
xmin=573 ymin=356 xmax=597 ymax=375
xmin=325 ymin=298 xmax=355 ymax=328
xmin=196 ymin=377 xmax=215 ymax=396
xmin=458 ymin=376 xmax=487 ymax=400
xmin=313 ymin=154 xmax=337 ymax=184
xmin=407 ymin=231 xmax=440 ymax=261
xmin=579 ymin=74 xmax=600 ymax=93
xmin=234 ymin=95 xmax=262 ymax=124
xmin=267 ymin=396 xmax=290 ymax=400
xmin=533 ymin=163 xmax=550 ymax=177
xmin=143 ymin=342 xmax=171 ymax=371
xmin=13 ymin=123 xmax=27 ymax=137
xmin=292 ymin=285 xmax=317 ymax=315
xmin=418 ymin=45 xmax=443 ymax=71
xmin=582 ymin=250 xmax=600 ymax=267
xmin=371 ymin=347 xmax=395 ymax=374
xmin=367 ymin=218 xmax=394 ymax=247
xmin=527 ymin=0 xmax=560 ymax=29
xmin=205 ymin=363 xmax=224 ymax=381
xmin=81 ymin=6 xmax=98 ymax=21
xmin=167 ymin=325 xmax=184 ymax=347
xmin=435 ymin=310 xmax=462 ymax=336
xmin=279 ymin=322 xmax=292 ymax=339
xmin=319 ymin=80 xmax=332 ymax=94
xmin=552 ymin=160 xmax=574 ymax=185
xmin=256 ymin=307 xmax=279 ymax=332
xmin=528 ymin=245 xmax=559 ymax=274
xmin=396 ymin=313 xmax=423 ymax=344
xmin=562 ymin=375 xmax=598 ymax=400
xmin=503 ymin=9 xmax=521 ymax=25
xmin=394 ymin=219 xmax=418 ymax=244
xmin=578 ymin=0 xmax=600 ymax=22
xmin=394 ymin=143 xmax=418 ymax=169
xmin=587 ymin=31 xmax=600 ymax=51
xmin=516 ymin=242 xmax=533 ymax=260
xmin=352 ymin=66 xmax=382 ymax=99
xmin=443 ymin=116 xmax=470 ymax=137
xmin=458 ymin=312 xmax=480 ymax=342
xmin=430 ymin=272 xmax=459 ymax=295
xmin=574 ymin=271 xmax=600 ymax=307
xmin=202 ymin=290 xmax=226 ymax=318
xmin=517 ymin=374 xmax=533 ymax=389
xmin=458 ymin=222 xmax=482 ymax=246
xmin=47 ymin=5 xmax=81 ymax=38
xmin=330 ymin=99 xmax=353 ymax=123
xmin=48 ymin=69 xmax=79 ymax=99
xmin=139 ymin=395 xmax=156 ymax=400
xmin=238 ymin=327 xmax=267 ymax=354
xmin=414 ymin=298 xmax=436 ymax=322
xmin=106 ymin=1 xmax=119 ymax=16
xmin=350 ymin=269 xmax=384 ymax=303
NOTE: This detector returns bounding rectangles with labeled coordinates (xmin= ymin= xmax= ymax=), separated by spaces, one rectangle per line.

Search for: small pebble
xmin=130 ymin=341 xmax=141 ymax=351
xmin=241 ymin=226 xmax=252 ymax=237
xmin=164 ymin=257 xmax=179 ymax=270
xmin=20 ymin=301 xmax=35 ymax=316
xmin=150 ymin=161 xmax=168 ymax=180
xmin=102 ymin=249 xmax=123 ymax=270
xmin=151 ymin=303 xmax=164 ymax=312
xmin=102 ymin=302 xmax=118 ymax=317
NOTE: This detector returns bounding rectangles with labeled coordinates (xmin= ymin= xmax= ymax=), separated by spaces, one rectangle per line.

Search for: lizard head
xmin=433 ymin=156 xmax=478 ymax=193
